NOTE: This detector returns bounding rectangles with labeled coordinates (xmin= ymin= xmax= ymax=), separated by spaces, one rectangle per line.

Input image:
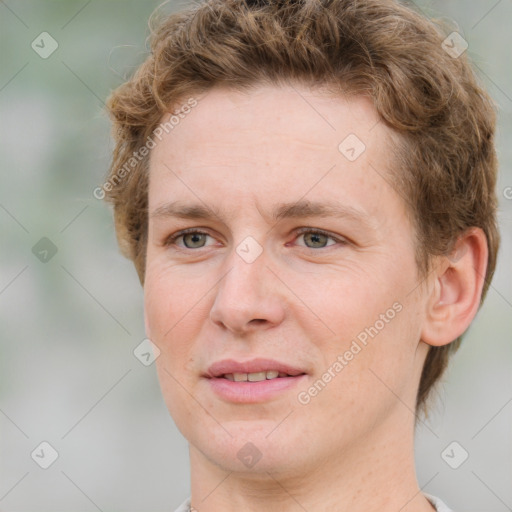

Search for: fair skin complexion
xmin=144 ymin=83 xmax=487 ymax=512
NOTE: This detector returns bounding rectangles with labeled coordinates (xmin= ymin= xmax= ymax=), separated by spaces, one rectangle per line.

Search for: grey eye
xmin=302 ymin=232 xmax=329 ymax=248
xmin=183 ymin=232 xmax=208 ymax=248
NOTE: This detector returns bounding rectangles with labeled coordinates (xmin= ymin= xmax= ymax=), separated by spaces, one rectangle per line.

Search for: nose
xmin=209 ymin=243 xmax=286 ymax=335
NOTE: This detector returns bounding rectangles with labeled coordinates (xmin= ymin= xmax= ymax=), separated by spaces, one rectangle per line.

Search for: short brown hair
xmin=104 ymin=0 xmax=500 ymax=413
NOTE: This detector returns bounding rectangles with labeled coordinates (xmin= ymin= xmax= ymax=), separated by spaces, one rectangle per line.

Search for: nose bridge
xmin=209 ymin=237 xmax=284 ymax=332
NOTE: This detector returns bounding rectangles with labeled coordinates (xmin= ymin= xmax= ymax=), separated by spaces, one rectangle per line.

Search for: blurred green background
xmin=0 ymin=0 xmax=510 ymax=510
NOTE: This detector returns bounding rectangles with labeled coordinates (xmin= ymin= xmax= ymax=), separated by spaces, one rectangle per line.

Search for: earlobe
xmin=421 ymin=228 xmax=488 ymax=347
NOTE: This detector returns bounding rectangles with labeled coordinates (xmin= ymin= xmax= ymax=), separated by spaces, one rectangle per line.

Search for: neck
xmin=188 ymin=408 xmax=435 ymax=512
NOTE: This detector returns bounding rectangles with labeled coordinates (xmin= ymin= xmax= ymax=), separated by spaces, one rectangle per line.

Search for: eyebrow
xmin=150 ymin=199 xmax=371 ymax=226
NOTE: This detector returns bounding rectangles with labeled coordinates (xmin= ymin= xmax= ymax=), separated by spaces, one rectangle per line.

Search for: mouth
xmin=204 ymin=358 xmax=308 ymax=403
xmin=221 ymin=370 xmax=302 ymax=382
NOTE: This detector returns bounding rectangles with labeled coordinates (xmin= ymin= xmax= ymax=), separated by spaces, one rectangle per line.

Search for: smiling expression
xmin=143 ymin=83 xmax=429 ymax=475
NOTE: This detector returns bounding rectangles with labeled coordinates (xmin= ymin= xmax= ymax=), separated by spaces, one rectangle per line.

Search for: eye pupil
xmin=184 ymin=233 xmax=206 ymax=248
xmin=304 ymin=232 xmax=327 ymax=248
xmin=175 ymin=230 xmax=336 ymax=250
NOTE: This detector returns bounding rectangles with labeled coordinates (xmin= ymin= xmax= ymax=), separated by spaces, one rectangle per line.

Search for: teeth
xmin=248 ymin=371 xmax=267 ymax=382
xmin=224 ymin=370 xmax=286 ymax=381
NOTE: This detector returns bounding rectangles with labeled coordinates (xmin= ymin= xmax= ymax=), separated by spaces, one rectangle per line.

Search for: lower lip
xmin=207 ymin=375 xmax=307 ymax=403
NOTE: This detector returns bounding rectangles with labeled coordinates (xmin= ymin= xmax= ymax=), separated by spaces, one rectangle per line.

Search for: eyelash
xmin=164 ymin=227 xmax=346 ymax=250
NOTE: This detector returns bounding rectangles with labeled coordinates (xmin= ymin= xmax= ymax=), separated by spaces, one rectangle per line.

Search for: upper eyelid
xmin=165 ymin=227 xmax=345 ymax=247
xmin=291 ymin=227 xmax=343 ymax=245
xmin=167 ymin=228 xmax=217 ymax=246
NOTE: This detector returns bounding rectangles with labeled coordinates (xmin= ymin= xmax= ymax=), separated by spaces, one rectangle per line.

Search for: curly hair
xmin=103 ymin=0 xmax=499 ymax=413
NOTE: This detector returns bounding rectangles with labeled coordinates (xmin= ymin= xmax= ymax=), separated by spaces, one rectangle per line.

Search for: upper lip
xmin=205 ymin=358 xmax=307 ymax=378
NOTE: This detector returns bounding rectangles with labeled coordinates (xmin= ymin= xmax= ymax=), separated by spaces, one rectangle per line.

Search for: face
xmin=144 ymin=84 xmax=429 ymax=477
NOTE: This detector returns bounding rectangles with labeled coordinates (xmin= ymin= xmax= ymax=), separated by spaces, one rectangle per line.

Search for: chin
xmin=192 ymin=419 xmax=312 ymax=475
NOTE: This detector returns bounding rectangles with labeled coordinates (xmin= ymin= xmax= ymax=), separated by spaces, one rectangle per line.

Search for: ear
xmin=421 ymin=228 xmax=488 ymax=347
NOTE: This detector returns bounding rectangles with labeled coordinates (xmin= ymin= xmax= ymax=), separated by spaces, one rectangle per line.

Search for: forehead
xmin=152 ymin=84 xmax=384 ymax=156
xmin=148 ymin=84 xmax=404 ymax=224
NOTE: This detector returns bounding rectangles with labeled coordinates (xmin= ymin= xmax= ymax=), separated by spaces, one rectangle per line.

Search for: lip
xmin=204 ymin=358 xmax=308 ymax=404
xmin=205 ymin=358 xmax=306 ymax=378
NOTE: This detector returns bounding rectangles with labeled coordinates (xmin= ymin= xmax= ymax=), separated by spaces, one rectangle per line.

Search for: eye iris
xmin=179 ymin=231 xmax=331 ymax=249
xmin=183 ymin=232 xmax=206 ymax=248
xmin=304 ymin=232 xmax=328 ymax=248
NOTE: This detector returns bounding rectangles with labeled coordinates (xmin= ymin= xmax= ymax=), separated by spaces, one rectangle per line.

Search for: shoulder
xmin=173 ymin=497 xmax=191 ymax=512
xmin=173 ymin=495 xmax=454 ymax=512
xmin=424 ymin=493 xmax=455 ymax=512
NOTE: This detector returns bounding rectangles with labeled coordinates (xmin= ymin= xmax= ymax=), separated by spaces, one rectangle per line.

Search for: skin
xmin=144 ymin=83 xmax=487 ymax=511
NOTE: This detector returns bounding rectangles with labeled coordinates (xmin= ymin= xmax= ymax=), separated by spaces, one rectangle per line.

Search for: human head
xmin=104 ymin=0 xmax=499 ymax=414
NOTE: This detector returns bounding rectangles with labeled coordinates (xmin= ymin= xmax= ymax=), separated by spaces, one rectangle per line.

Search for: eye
xmin=164 ymin=229 xmax=214 ymax=249
xmin=164 ymin=227 xmax=346 ymax=251
xmin=294 ymin=228 xmax=345 ymax=249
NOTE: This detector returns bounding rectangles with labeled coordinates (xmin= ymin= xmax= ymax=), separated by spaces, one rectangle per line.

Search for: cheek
xmin=144 ymin=259 xmax=200 ymax=335
xmin=153 ymin=361 xmax=203 ymax=442
xmin=298 ymin=264 xmax=398 ymax=342
xmin=301 ymin=316 xmax=418 ymax=440
xmin=143 ymin=266 xmax=203 ymax=382
xmin=145 ymin=270 xmax=203 ymax=426
xmin=302 ymin=269 xmax=421 ymax=410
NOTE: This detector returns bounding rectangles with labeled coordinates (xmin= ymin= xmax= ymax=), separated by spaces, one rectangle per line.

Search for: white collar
xmin=174 ymin=494 xmax=454 ymax=511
